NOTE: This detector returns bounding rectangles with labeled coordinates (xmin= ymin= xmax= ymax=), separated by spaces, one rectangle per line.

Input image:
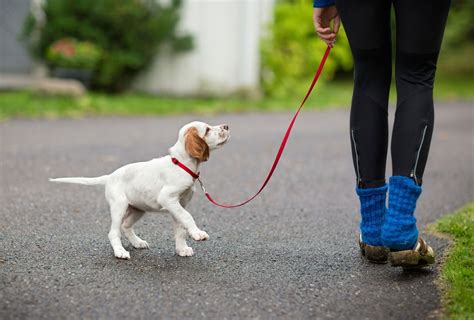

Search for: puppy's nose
xmin=222 ymin=124 xmax=229 ymax=131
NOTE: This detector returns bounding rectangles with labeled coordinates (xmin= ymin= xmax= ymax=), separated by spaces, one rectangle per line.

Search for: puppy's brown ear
xmin=185 ymin=127 xmax=209 ymax=162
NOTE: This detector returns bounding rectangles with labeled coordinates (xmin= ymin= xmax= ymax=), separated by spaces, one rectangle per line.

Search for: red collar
xmin=171 ymin=157 xmax=200 ymax=179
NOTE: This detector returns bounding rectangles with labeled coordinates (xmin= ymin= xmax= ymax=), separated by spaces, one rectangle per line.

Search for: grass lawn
xmin=0 ymin=81 xmax=353 ymax=120
xmin=433 ymin=202 xmax=474 ymax=320
xmin=0 ymin=76 xmax=472 ymax=120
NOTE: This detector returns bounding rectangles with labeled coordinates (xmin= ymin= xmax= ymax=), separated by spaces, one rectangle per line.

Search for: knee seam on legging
xmin=396 ymin=86 xmax=433 ymax=111
xmin=353 ymin=90 xmax=389 ymax=116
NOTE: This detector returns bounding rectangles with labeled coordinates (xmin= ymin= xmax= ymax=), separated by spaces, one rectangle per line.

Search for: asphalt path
xmin=1 ymin=102 xmax=473 ymax=319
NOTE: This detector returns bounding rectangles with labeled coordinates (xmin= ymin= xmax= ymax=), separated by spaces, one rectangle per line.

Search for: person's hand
xmin=313 ymin=6 xmax=340 ymax=48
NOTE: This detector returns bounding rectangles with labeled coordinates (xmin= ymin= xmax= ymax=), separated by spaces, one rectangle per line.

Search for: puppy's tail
xmin=49 ymin=175 xmax=109 ymax=186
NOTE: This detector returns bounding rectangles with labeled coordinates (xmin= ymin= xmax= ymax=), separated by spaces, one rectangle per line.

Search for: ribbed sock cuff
xmin=382 ymin=176 xmax=421 ymax=250
xmin=356 ymin=184 xmax=387 ymax=246
xmin=389 ymin=176 xmax=422 ymax=197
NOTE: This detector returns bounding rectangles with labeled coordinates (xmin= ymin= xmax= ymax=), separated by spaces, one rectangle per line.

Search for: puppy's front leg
xmin=173 ymin=219 xmax=194 ymax=257
xmin=158 ymin=187 xmax=209 ymax=241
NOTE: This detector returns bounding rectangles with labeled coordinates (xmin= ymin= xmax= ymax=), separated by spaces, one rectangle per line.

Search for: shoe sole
xmin=388 ymin=238 xmax=435 ymax=269
xmin=359 ymin=240 xmax=389 ymax=264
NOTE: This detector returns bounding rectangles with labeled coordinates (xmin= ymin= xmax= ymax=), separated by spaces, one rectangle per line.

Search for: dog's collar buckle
xmin=171 ymin=157 xmax=200 ymax=180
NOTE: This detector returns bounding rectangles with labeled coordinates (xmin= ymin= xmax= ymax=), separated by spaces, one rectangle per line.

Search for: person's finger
xmin=321 ymin=36 xmax=336 ymax=44
xmin=317 ymin=34 xmax=334 ymax=42
xmin=313 ymin=9 xmax=323 ymax=32
xmin=322 ymin=38 xmax=334 ymax=48
xmin=317 ymin=30 xmax=335 ymax=37
xmin=316 ymin=33 xmax=331 ymax=46
xmin=317 ymin=32 xmax=336 ymax=41
xmin=316 ymin=26 xmax=331 ymax=34
xmin=333 ymin=15 xmax=341 ymax=34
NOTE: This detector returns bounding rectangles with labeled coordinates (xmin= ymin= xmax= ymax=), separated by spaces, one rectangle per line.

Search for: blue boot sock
xmin=381 ymin=176 xmax=421 ymax=251
xmin=356 ymin=184 xmax=387 ymax=246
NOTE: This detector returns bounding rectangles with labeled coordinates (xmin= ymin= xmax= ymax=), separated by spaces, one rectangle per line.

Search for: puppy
xmin=50 ymin=121 xmax=230 ymax=259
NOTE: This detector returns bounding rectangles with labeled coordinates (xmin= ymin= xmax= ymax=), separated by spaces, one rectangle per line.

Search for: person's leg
xmin=381 ymin=0 xmax=451 ymax=254
xmin=391 ymin=0 xmax=451 ymax=184
xmin=337 ymin=0 xmax=392 ymax=189
xmin=336 ymin=0 xmax=392 ymax=251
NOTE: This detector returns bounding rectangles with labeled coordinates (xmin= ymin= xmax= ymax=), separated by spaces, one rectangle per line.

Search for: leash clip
xmin=197 ymin=178 xmax=206 ymax=193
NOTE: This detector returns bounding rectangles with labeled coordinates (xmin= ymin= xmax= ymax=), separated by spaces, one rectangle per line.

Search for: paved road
xmin=1 ymin=103 xmax=473 ymax=319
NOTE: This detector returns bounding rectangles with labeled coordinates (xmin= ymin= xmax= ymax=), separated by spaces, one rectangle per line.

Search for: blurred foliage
xmin=46 ymin=38 xmax=102 ymax=70
xmin=261 ymin=0 xmax=353 ymax=98
xmin=2 ymin=74 xmax=472 ymax=120
xmin=437 ymin=0 xmax=474 ymax=76
xmin=22 ymin=0 xmax=193 ymax=92
xmin=0 ymin=82 xmax=354 ymax=120
xmin=261 ymin=0 xmax=473 ymax=98
xmin=443 ymin=0 xmax=474 ymax=49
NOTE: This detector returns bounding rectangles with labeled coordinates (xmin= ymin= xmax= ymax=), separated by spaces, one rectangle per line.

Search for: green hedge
xmin=23 ymin=0 xmax=193 ymax=92
xmin=261 ymin=0 xmax=353 ymax=98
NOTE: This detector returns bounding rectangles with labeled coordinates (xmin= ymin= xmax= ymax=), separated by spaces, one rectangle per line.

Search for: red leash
xmin=174 ymin=46 xmax=331 ymax=208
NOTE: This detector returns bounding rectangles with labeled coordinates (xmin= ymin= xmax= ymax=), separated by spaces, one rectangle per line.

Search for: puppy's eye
xmin=205 ymin=127 xmax=211 ymax=135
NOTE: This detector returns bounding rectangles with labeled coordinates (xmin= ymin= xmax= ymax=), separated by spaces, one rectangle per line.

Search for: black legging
xmin=336 ymin=0 xmax=451 ymax=188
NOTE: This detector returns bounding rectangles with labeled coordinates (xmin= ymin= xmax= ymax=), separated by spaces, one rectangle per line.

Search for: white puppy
xmin=50 ymin=121 xmax=230 ymax=259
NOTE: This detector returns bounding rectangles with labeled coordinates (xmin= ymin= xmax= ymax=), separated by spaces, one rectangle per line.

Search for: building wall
xmin=0 ymin=0 xmax=34 ymax=74
xmin=133 ymin=0 xmax=274 ymax=96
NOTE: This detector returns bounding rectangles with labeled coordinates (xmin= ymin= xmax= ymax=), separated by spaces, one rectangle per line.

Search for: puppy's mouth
xmin=217 ymin=135 xmax=230 ymax=146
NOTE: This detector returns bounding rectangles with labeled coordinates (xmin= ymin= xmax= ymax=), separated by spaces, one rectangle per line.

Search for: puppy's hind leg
xmin=122 ymin=207 xmax=149 ymax=249
xmin=173 ymin=219 xmax=194 ymax=257
xmin=108 ymin=199 xmax=131 ymax=259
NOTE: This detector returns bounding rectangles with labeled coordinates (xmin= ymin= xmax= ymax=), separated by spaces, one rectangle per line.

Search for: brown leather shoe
xmin=358 ymin=236 xmax=389 ymax=264
xmin=388 ymin=237 xmax=435 ymax=269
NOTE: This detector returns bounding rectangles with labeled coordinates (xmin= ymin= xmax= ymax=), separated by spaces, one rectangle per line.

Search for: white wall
xmin=0 ymin=0 xmax=34 ymax=73
xmin=133 ymin=0 xmax=274 ymax=96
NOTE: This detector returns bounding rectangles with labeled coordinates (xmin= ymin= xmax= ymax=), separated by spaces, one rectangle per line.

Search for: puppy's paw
xmin=189 ymin=229 xmax=209 ymax=241
xmin=132 ymin=239 xmax=150 ymax=249
xmin=114 ymin=247 xmax=131 ymax=260
xmin=176 ymin=246 xmax=194 ymax=257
